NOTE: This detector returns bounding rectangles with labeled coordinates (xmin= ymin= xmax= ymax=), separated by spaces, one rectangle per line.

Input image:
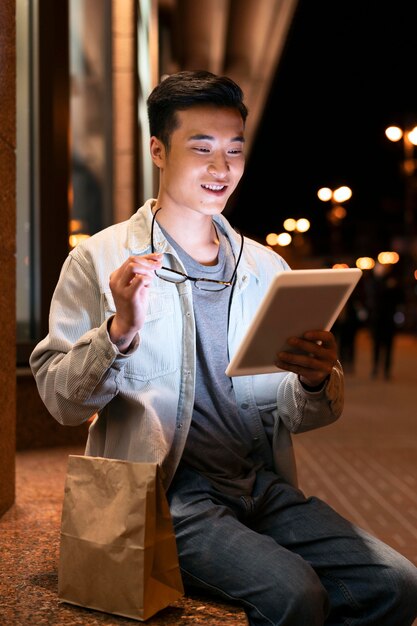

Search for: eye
xmin=194 ymin=146 xmax=211 ymax=153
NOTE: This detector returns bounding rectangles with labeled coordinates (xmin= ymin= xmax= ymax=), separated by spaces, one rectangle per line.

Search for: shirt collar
xmin=126 ymin=199 xmax=260 ymax=282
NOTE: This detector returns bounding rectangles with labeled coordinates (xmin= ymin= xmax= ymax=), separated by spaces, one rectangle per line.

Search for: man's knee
xmin=284 ymin=568 xmax=328 ymax=622
xmin=253 ymin=562 xmax=329 ymax=625
xmin=358 ymin=553 xmax=417 ymax=624
xmin=389 ymin=556 xmax=417 ymax=618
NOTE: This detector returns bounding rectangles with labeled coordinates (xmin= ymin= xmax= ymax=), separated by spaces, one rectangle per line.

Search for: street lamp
xmin=385 ymin=124 xmax=417 ymax=246
xmin=317 ymin=185 xmax=352 ymax=223
xmin=317 ymin=185 xmax=352 ymax=255
xmin=265 ymin=218 xmax=311 ymax=249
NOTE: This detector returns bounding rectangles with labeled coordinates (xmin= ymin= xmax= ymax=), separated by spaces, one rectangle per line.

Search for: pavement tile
xmin=1 ymin=329 xmax=416 ymax=625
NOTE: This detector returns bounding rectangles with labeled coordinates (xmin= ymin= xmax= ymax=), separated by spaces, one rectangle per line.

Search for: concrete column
xmin=0 ymin=0 xmax=16 ymax=516
xmin=112 ymin=0 xmax=137 ymax=222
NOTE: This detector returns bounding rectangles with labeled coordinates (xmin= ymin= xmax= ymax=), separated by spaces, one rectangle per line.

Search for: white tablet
xmin=225 ymin=268 xmax=362 ymax=377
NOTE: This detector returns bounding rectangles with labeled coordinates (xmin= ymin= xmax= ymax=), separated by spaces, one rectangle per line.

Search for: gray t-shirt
xmin=162 ymin=224 xmax=273 ymax=495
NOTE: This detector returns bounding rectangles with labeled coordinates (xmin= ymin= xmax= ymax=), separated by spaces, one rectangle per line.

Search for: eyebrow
xmin=188 ymin=133 xmax=245 ymax=143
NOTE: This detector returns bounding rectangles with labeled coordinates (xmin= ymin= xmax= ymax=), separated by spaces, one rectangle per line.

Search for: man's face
xmin=155 ymin=105 xmax=246 ymax=217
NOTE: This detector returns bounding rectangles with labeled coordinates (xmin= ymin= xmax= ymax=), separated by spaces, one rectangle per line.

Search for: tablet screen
xmin=226 ymin=268 xmax=362 ymax=377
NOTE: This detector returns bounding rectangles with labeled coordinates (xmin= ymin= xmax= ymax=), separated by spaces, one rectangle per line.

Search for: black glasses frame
xmin=150 ymin=208 xmax=244 ymax=291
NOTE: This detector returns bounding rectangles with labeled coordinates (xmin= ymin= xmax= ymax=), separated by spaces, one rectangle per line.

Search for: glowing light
xmin=356 ymin=257 xmax=375 ymax=270
xmin=318 ymin=186 xmax=352 ymax=205
xmin=333 ymin=186 xmax=352 ymax=203
xmin=407 ymin=126 xmax=417 ymax=146
xmin=377 ymin=251 xmax=400 ymax=265
xmin=296 ymin=218 xmax=310 ymax=232
xmin=283 ymin=218 xmax=297 ymax=231
xmin=332 ymin=263 xmax=349 ymax=269
xmin=385 ymin=126 xmax=403 ymax=142
xmin=327 ymin=207 xmax=346 ymax=225
xmin=70 ymin=219 xmax=86 ymax=233
xmin=265 ymin=232 xmax=278 ymax=246
xmin=276 ymin=232 xmax=292 ymax=246
xmin=69 ymin=233 xmax=90 ymax=248
xmin=317 ymin=187 xmax=333 ymax=202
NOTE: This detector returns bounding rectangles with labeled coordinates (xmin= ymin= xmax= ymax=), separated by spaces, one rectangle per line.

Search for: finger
xmin=285 ymin=337 xmax=327 ymax=360
xmin=130 ymin=272 xmax=154 ymax=289
xmin=274 ymin=358 xmax=325 ymax=383
xmin=129 ymin=256 xmax=163 ymax=271
xmin=110 ymin=270 xmax=149 ymax=294
xmin=130 ymin=253 xmax=163 ymax=268
xmin=277 ymin=351 xmax=327 ymax=371
xmin=303 ymin=330 xmax=336 ymax=348
xmin=121 ymin=259 xmax=162 ymax=287
xmin=287 ymin=331 xmax=337 ymax=357
xmin=276 ymin=348 xmax=335 ymax=377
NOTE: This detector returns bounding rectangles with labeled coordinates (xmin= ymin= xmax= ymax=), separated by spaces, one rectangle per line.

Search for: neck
xmin=153 ymin=206 xmax=220 ymax=265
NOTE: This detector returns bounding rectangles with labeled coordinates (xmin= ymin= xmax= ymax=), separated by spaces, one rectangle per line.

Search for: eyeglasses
xmin=150 ymin=208 xmax=244 ymax=291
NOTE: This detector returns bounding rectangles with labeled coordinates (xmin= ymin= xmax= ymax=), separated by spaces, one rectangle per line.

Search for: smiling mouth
xmin=201 ymin=183 xmax=227 ymax=192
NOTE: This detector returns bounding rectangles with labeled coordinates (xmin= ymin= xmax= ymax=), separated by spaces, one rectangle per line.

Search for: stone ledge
xmin=0 ymin=446 xmax=248 ymax=625
xmin=16 ymin=371 xmax=89 ymax=450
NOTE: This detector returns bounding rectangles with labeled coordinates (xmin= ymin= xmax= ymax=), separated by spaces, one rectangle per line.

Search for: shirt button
xmin=241 ymin=403 xmax=249 ymax=410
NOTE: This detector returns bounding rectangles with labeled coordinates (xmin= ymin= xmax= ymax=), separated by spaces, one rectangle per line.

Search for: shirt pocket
xmin=252 ymin=371 xmax=289 ymax=416
xmin=102 ymin=289 xmax=181 ymax=380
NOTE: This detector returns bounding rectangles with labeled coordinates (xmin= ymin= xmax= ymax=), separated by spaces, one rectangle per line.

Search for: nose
xmin=208 ymin=153 xmax=230 ymax=178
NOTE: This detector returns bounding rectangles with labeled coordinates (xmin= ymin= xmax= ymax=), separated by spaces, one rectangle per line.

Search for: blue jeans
xmin=167 ymin=465 xmax=417 ymax=625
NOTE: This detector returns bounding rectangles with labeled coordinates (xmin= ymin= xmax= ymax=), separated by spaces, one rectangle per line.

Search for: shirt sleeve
xmin=276 ymin=360 xmax=344 ymax=433
xmin=29 ymin=253 xmax=139 ymax=426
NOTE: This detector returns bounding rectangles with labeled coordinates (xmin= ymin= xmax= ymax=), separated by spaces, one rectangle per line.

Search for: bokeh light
xmin=296 ymin=218 xmax=310 ymax=232
xmin=356 ymin=257 xmax=375 ymax=270
xmin=283 ymin=218 xmax=297 ymax=231
xmin=377 ymin=251 xmax=400 ymax=264
xmin=276 ymin=232 xmax=292 ymax=246
xmin=385 ymin=126 xmax=403 ymax=142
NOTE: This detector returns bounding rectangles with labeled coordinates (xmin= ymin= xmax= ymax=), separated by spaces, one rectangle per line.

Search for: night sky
xmin=229 ymin=1 xmax=417 ymax=265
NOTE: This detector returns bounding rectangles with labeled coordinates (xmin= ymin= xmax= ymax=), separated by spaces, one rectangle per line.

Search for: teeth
xmin=203 ymin=184 xmax=225 ymax=191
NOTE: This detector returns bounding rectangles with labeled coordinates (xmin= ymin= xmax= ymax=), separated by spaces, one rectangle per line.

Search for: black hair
xmin=146 ymin=70 xmax=248 ymax=149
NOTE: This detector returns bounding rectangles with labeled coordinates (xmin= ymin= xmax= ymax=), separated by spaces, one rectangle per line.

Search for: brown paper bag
xmin=58 ymin=455 xmax=184 ymax=621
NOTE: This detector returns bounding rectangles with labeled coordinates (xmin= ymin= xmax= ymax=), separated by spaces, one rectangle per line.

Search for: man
xmin=30 ymin=70 xmax=417 ymax=625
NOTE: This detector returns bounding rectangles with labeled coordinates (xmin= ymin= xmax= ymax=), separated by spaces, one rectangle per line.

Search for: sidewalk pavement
xmin=1 ymin=329 xmax=416 ymax=625
xmin=295 ymin=329 xmax=417 ymax=568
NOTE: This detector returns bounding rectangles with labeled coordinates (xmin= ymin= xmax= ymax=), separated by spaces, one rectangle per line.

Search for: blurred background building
xmin=1 ymin=0 xmax=417 ymax=516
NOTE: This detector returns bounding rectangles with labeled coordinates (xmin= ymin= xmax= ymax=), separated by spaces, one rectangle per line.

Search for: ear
xmin=150 ymin=137 xmax=165 ymax=168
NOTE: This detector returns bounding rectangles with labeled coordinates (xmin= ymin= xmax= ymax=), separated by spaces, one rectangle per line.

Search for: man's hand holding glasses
xmin=108 ymin=253 xmax=163 ymax=353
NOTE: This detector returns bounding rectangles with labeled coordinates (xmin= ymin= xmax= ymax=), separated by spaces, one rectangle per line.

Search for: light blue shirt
xmin=30 ymin=199 xmax=344 ymax=490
